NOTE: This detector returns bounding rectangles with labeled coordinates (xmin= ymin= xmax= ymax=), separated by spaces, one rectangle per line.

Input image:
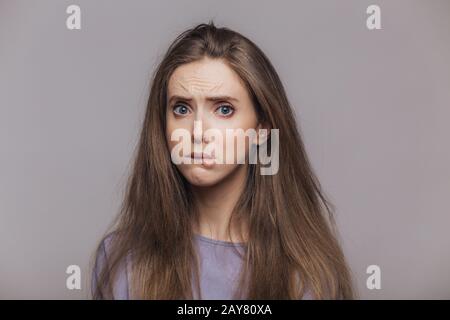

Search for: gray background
xmin=1 ymin=0 xmax=449 ymax=299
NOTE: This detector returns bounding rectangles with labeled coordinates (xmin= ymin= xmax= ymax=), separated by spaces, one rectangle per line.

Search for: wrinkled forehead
xmin=167 ymin=59 xmax=246 ymax=99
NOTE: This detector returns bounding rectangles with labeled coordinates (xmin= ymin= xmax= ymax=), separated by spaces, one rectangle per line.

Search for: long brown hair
xmin=91 ymin=21 xmax=355 ymax=300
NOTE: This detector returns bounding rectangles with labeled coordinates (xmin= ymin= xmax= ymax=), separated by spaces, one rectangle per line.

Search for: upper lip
xmin=191 ymin=151 xmax=214 ymax=159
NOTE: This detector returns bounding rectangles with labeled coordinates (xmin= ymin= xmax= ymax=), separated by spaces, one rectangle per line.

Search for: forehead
xmin=167 ymin=58 xmax=247 ymax=97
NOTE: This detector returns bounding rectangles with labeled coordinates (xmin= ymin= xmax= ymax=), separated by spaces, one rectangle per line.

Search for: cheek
xmin=165 ymin=115 xmax=173 ymax=144
xmin=166 ymin=118 xmax=189 ymax=151
xmin=219 ymin=112 xmax=258 ymax=162
xmin=165 ymin=123 xmax=174 ymax=147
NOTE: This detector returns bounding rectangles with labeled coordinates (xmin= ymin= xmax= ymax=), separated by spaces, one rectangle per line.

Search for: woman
xmin=91 ymin=21 xmax=355 ymax=300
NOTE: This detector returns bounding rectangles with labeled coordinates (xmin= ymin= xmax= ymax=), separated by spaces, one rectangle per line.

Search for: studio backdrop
xmin=0 ymin=0 xmax=449 ymax=299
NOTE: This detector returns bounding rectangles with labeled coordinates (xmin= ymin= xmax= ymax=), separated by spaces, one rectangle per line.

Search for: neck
xmin=191 ymin=165 xmax=248 ymax=243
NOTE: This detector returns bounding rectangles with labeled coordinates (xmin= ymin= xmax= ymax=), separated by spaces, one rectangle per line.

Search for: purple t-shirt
xmin=92 ymin=233 xmax=247 ymax=299
xmin=92 ymin=233 xmax=312 ymax=299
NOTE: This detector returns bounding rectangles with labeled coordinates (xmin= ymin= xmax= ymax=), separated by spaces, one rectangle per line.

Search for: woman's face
xmin=166 ymin=57 xmax=260 ymax=187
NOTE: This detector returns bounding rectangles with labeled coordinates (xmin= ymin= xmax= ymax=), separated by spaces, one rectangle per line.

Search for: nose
xmin=192 ymin=108 xmax=211 ymax=144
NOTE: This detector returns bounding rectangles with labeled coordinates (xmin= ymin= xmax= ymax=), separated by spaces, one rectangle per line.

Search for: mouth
xmin=190 ymin=151 xmax=215 ymax=159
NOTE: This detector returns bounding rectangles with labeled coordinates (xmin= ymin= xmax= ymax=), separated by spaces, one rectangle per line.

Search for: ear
xmin=253 ymin=122 xmax=271 ymax=146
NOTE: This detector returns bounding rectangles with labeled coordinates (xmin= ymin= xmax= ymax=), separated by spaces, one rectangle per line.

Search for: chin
xmin=179 ymin=165 xmax=229 ymax=187
xmin=185 ymin=169 xmax=223 ymax=187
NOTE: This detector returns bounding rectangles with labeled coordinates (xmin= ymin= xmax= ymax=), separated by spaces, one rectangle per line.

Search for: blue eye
xmin=173 ymin=104 xmax=190 ymax=116
xmin=216 ymin=105 xmax=234 ymax=116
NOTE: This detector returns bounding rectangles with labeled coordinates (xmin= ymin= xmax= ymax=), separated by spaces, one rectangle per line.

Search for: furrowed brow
xmin=205 ymin=95 xmax=239 ymax=103
xmin=168 ymin=95 xmax=239 ymax=104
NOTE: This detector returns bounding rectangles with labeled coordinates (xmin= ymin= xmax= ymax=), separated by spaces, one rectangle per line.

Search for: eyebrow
xmin=167 ymin=95 xmax=239 ymax=105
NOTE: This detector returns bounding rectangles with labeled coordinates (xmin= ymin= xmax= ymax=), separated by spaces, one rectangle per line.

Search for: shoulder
xmin=91 ymin=232 xmax=130 ymax=299
xmin=92 ymin=232 xmax=116 ymax=279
